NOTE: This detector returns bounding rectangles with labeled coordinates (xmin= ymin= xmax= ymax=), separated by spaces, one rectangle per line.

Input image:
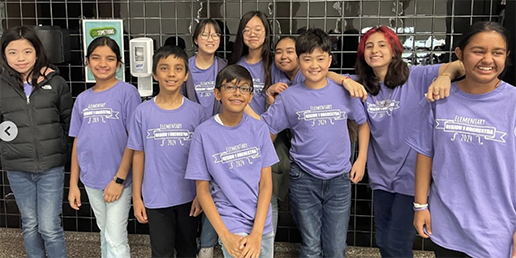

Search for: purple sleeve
xmin=348 ymin=97 xmax=367 ymax=125
xmin=185 ymin=134 xmax=211 ymax=181
xmin=127 ymin=107 xmax=144 ymax=151
xmin=123 ymin=87 xmax=142 ymax=131
xmin=259 ymin=124 xmax=279 ymax=168
xmin=410 ymin=64 xmax=442 ymax=96
xmin=68 ymin=97 xmax=82 ymax=137
xmin=405 ymin=98 xmax=435 ymax=158
xmin=261 ymin=94 xmax=290 ymax=135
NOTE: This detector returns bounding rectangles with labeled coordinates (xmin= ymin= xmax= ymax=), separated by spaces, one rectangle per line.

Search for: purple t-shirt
xmin=23 ymin=82 xmax=32 ymax=97
xmin=271 ymin=63 xmax=305 ymax=85
xmin=405 ymin=82 xmax=516 ymax=258
xmin=69 ymin=81 xmax=141 ymax=189
xmin=262 ymin=78 xmax=367 ymax=180
xmin=365 ymin=64 xmax=441 ymax=196
xmin=127 ymin=97 xmax=205 ymax=208
xmin=188 ymin=56 xmax=219 ymax=119
xmin=185 ymin=114 xmax=279 ymax=235
xmin=237 ymin=58 xmax=267 ymax=115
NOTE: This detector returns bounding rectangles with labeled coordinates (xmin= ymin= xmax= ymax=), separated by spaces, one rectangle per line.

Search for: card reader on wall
xmin=129 ymin=38 xmax=154 ymax=97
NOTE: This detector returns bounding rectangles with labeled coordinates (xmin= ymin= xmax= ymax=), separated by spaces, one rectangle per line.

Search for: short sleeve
xmin=185 ymin=133 xmax=211 ymax=181
xmin=69 ymin=97 xmax=83 ymax=137
xmin=127 ymin=107 xmax=144 ymax=151
xmin=405 ymin=98 xmax=435 ymax=158
xmin=348 ymin=96 xmax=367 ymax=125
xmin=261 ymin=94 xmax=290 ymax=134
xmin=259 ymin=124 xmax=279 ymax=168
xmin=123 ymin=87 xmax=142 ymax=131
xmin=410 ymin=64 xmax=442 ymax=96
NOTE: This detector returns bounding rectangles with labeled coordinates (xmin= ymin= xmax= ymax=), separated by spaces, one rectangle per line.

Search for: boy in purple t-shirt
xmin=261 ymin=28 xmax=370 ymax=258
xmin=128 ymin=46 xmax=203 ymax=258
xmin=185 ymin=65 xmax=279 ymax=258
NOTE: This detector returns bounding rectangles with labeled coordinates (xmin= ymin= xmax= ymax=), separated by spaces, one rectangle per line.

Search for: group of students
xmin=0 ymin=8 xmax=515 ymax=258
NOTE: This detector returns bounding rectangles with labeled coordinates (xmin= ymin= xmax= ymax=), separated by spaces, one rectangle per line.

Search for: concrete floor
xmin=0 ymin=228 xmax=435 ymax=258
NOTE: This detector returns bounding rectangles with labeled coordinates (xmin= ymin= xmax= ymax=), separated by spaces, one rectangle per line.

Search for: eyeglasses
xmin=221 ymin=83 xmax=253 ymax=94
xmin=200 ymin=33 xmax=221 ymax=40
xmin=242 ymin=27 xmax=264 ymax=37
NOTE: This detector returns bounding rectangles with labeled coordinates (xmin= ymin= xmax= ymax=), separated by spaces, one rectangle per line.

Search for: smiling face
xmin=275 ymin=38 xmax=299 ymax=75
xmin=87 ymin=45 xmax=120 ymax=82
xmin=298 ymin=47 xmax=332 ymax=88
xmin=5 ymin=39 xmax=37 ymax=81
xmin=195 ymin=23 xmax=221 ymax=55
xmin=242 ymin=16 xmax=266 ymax=51
xmin=153 ymin=54 xmax=189 ymax=93
xmin=363 ymin=32 xmax=393 ymax=73
xmin=215 ymin=78 xmax=254 ymax=114
xmin=456 ymin=30 xmax=508 ymax=86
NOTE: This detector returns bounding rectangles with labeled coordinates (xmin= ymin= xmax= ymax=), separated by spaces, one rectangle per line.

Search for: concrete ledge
xmin=0 ymin=228 xmax=435 ymax=258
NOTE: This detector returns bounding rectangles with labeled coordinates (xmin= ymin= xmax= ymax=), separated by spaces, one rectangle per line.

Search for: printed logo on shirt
xmin=296 ymin=104 xmax=347 ymax=126
xmin=41 ymin=85 xmax=52 ymax=90
xmin=253 ymin=78 xmax=264 ymax=93
xmin=147 ymin=123 xmax=193 ymax=146
xmin=366 ymin=100 xmax=400 ymax=119
xmin=195 ymin=81 xmax=215 ymax=97
xmin=82 ymin=103 xmax=119 ymax=123
xmin=212 ymin=143 xmax=261 ymax=169
xmin=436 ymin=115 xmax=507 ymax=145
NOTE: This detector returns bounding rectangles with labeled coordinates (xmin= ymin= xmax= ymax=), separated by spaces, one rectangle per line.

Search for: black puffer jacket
xmin=0 ymin=69 xmax=73 ymax=172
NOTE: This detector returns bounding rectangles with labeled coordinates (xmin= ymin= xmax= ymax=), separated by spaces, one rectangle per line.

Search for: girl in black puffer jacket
xmin=0 ymin=26 xmax=72 ymax=258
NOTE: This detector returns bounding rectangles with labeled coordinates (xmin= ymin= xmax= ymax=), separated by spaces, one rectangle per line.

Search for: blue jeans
xmin=373 ymin=190 xmax=415 ymax=258
xmin=219 ymin=231 xmax=274 ymax=258
xmin=85 ymin=185 xmax=132 ymax=258
xmin=289 ymin=163 xmax=351 ymax=258
xmin=7 ymin=166 xmax=68 ymax=258
xmin=200 ymin=213 xmax=218 ymax=248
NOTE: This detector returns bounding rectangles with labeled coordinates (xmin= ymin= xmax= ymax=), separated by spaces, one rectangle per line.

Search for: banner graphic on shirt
xmin=195 ymin=81 xmax=215 ymax=97
xmin=212 ymin=143 xmax=261 ymax=169
xmin=297 ymin=105 xmax=347 ymax=126
xmin=436 ymin=118 xmax=506 ymax=145
xmin=367 ymin=100 xmax=400 ymax=119
xmin=83 ymin=105 xmax=120 ymax=124
xmin=147 ymin=128 xmax=193 ymax=146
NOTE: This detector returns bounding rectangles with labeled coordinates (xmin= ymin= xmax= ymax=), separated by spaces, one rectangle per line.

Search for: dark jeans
xmin=433 ymin=241 xmax=472 ymax=258
xmin=290 ymin=163 xmax=351 ymax=258
xmin=147 ymin=202 xmax=199 ymax=258
xmin=373 ymin=190 xmax=416 ymax=258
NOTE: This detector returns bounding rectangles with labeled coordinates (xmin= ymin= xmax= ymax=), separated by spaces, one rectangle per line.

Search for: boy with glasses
xmin=186 ymin=64 xmax=279 ymax=258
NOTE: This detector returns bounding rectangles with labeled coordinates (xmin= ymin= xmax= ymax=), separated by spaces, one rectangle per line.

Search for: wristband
xmin=414 ymin=206 xmax=429 ymax=211
xmin=439 ymin=72 xmax=452 ymax=78
xmin=413 ymin=202 xmax=428 ymax=211
xmin=341 ymin=76 xmax=352 ymax=85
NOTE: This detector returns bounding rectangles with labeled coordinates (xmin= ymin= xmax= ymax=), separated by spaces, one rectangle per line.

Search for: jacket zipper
xmin=27 ymin=88 xmax=40 ymax=171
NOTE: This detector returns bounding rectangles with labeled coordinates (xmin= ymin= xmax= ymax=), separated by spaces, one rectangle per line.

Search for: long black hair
xmin=228 ymin=11 xmax=272 ymax=91
xmin=0 ymin=26 xmax=50 ymax=88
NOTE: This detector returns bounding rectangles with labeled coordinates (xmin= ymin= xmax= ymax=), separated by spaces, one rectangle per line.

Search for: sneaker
xmin=197 ymin=247 xmax=214 ymax=258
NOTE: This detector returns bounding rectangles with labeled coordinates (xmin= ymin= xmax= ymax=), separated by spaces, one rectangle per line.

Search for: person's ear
xmin=455 ymin=47 xmax=463 ymax=61
xmin=214 ymin=88 xmax=222 ymax=101
xmin=247 ymin=92 xmax=254 ymax=104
